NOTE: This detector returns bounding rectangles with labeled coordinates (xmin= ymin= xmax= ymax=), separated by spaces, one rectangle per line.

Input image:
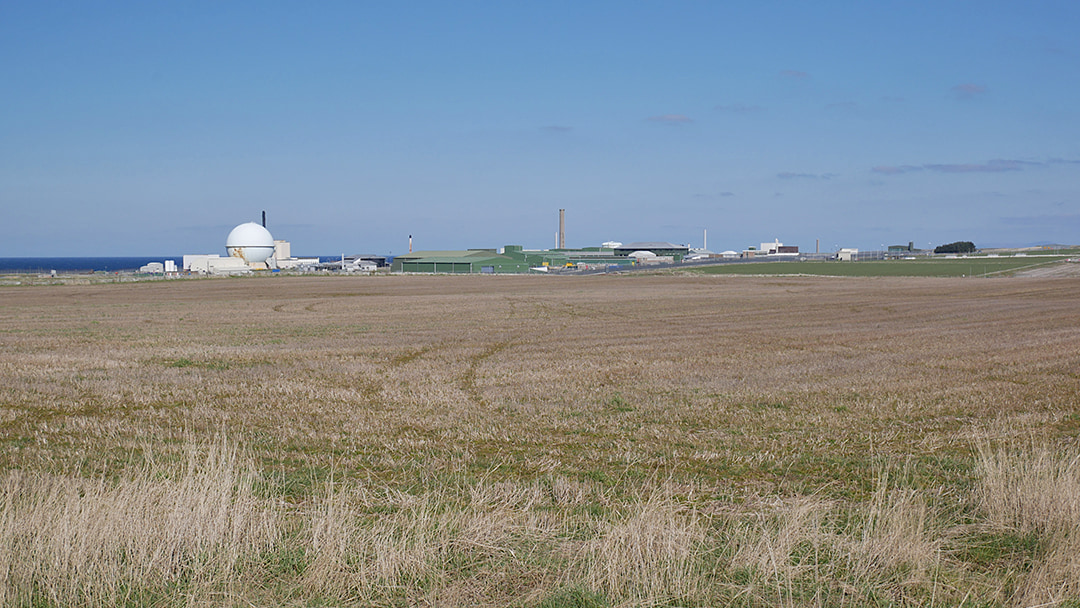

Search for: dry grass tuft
xmin=303 ymin=480 xmax=566 ymax=605
xmin=976 ymin=443 xmax=1080 ymax=536
xmin=0 ymin=440 xmax=279 ymax=607
xmin=851 ymin=478 xmax=941 ymax=589
xmin=977 ymin=443 xmax=1080 ymax=606
xmin=731 ymin=495 xmax=833 ymax=587
xmin=576 ymin=489 xmax=706 ymax=605
xmin=728 ymin=475 xmax=943 ymax=605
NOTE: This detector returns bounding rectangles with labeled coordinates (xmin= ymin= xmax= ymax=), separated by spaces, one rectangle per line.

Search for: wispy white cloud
xmin=951 ymin=83 xmax=987 ymax=99
xmin=645 ymin=114 xmax=693 ymax=124
xmin=871 ymin=165 xmax=923 ymax=175
xmin=714 ymin=103 xmax=763 ymax=113
xmin=778 ymin=172 xmax=836 ymax=180
xmin=925 ymin=159 xmax=1033 ymax=173
xmin=874 ymin=159 xmax=1045 ymax=175
xmin=541 ymin=125 xmax=573 ymax=133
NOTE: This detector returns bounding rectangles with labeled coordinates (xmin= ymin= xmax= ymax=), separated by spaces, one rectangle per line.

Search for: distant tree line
xmin=934 ymin=241 xmax=976 ymax=254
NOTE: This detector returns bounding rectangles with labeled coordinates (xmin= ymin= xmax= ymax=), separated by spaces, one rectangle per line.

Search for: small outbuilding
xmin=837 ymin=248 xmax=859 ymax=261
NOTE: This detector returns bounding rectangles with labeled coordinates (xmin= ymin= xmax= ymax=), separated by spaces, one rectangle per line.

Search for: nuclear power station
xmin=162 ymin=208 xmax=844 ymax=277
xmin=182 ymin=214 xmax=318 ymax=275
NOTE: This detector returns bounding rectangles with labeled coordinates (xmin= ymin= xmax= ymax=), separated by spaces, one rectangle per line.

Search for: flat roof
xmin=617 ymin=242 xmax=687 ymax=250
xmin=395 ymin=250 xmax=519 ymax=264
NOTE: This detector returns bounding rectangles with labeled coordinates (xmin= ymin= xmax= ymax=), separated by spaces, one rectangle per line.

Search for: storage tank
xmin=225 ymin=222 xmax=275 ymax=264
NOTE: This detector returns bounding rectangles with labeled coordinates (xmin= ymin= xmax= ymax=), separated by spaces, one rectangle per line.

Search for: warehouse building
xmin=392 ymin=245 xmax=641 ymax=274
xmin=613 ymin=242 xmax=689 ymax=260
xmin=503 ymin=245 xmax=636 ymax=269
xmin=391 ymin=249 xmax=533 ymax=274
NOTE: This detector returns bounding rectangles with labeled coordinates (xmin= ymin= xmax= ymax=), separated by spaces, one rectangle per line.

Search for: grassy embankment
xmin=1 ymin=274 xmax=1079 ymax=606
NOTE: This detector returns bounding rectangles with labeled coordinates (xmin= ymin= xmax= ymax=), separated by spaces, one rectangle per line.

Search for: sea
xmin=0 ymin=257 xmax=186 ymax=274
xmin=0 ymin=256 xmax=342 ymax=274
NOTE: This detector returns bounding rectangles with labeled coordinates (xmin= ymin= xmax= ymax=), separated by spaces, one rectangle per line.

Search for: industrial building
xmin=738 ymin=239 xmax=801 ymax=258
xmin=392 ymin=244 xmax=654 ymax=274
xmin=613 ymin=242 xmax=690 ymax=260
xmin=336 ymin=255 xmax=382 ymax=273
xmin=183 ymin=220 xmax=318 ymax=275
xmin=137 ymin=260 xmax=177 ymax=274
xmin=391 ymin=249 xmax=533 ymax=274
xmin=391 ymin=211 xmax=694 ymax=274
xmin=183 ymin=254 xmax=252 ymax=275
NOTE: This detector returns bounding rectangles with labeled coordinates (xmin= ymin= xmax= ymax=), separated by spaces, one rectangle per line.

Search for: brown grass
xmin=0 ymin=439 xmax=279 ymax=606
xmin=977 ymin=443 xmax=1080 ymax=605
xmin=577 ymin=487 xmax=706 ymax=604
xmin=0 ymin=273 xmax=1079 ymax=605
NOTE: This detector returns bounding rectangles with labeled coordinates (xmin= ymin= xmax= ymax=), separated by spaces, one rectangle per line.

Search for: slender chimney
xmin=262 ymin=210 xmax=266 ymax=227
xmin=703 ymin=228 xmax=707 ymax=251
xmin=558 ymin=209 xmax=565 ymax=249
xmin=409 ymin=235 xmax=413 ymax=254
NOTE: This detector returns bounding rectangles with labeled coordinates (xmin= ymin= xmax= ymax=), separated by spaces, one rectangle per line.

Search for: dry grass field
xmin=1 ymin=274 xmax=1079 ymax=607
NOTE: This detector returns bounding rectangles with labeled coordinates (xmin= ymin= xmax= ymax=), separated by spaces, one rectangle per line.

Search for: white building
xmin=837 ymin=248 xmax=859 ymax=261
xmin=183 ymin=254 xmax=251 ymax=275
xmin=760 ymin=240 xmax=782 ymax=254
xmin=346 ymin=259 xmax=378 ymax=273
xmin=273 ymin=240 xmax=291 ymax=261
xmin=269 ymin=240 xmax=319 ymax=270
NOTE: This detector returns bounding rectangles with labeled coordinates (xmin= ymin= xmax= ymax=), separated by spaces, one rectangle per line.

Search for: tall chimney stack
xmin=558 ymin=209 xmax=565 ymax=249
xmin=262 ymin=210 xmax=266 ymax=227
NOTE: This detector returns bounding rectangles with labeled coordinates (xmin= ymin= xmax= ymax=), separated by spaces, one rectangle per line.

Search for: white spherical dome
xmin=226 ymin=222 xmax=275 ymax=264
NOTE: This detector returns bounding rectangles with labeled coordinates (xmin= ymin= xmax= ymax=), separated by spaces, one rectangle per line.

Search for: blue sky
xmin=2 ymin=1 xmax=1078 ymax=256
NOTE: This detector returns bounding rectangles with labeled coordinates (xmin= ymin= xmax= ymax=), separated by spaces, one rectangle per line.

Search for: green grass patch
xmin=537 ymin=587 xmax=609 ymax=608
xmin=957 ymin=530 xmax=1040 ymax=571
xmin=604 ymin=393 xmax=634 ymax=413
xmin=257 ymin=461 xmax=336 ymax=500
xmin=162 ymin=356 xmax=275 ymax=370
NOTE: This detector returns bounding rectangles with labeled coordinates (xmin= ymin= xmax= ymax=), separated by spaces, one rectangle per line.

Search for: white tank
xmin=226 ymin=222 xmax=275 ymax=264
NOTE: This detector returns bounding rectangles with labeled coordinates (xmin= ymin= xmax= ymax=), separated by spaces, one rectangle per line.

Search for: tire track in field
xmin=270 ymin=300 xmax=328 ymax=313
xmin=381 ymin=294 xmax=586 ymax=407
xmin=456 ymin=296 xmax=587 ymax=407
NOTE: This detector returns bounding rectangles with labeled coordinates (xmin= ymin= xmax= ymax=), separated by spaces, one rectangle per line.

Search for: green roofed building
xmin=613 ymin=242 xmax=689 ymax=260
xmin=501 ymin=245 xmax=636 ymax=270
xmin=391 ymin=250 xmax=533 ymax=274
xmin=393 ymin=245 xmax=641 ymax=274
